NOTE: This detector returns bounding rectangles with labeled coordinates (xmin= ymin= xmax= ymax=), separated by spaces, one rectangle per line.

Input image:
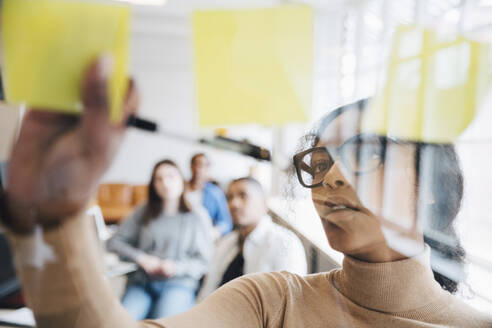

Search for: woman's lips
xmin=312 ymin=196 xmax=362 ymax=227
xmin=312 ymin=197 xmax=360 ymax=213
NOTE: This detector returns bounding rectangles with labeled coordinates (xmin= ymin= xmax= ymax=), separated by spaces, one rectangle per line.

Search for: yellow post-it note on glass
xmin=2 ymin=0 xmax=130 ymax=123
xmin=192 ymin=5 xmax=313 ymax=127
xmin=362 ymin=25 xmax=491 ymax=143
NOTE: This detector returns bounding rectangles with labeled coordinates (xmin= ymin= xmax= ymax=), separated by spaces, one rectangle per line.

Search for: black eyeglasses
xmin=293 ymin=134 xmax=389 ymax=188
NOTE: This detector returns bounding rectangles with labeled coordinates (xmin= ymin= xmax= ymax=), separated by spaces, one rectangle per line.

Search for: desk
xmin=0 ymin=309 xmax=14 ymax=328
xmin=0 ymin=308 xmax=34 ymax=328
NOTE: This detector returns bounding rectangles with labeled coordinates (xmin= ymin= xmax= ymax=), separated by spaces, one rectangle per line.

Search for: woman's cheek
xmin=380 ymin=144 xmax=417 ymax=230
xmin=357 ymin=169 xmax=384 ymax=216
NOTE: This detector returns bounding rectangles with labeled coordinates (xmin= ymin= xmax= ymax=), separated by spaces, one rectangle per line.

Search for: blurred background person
xmin=198 ymin=177 xmax=307 ymax=300
xmin=107 ymin=159 xmax=214 ymax=320
xmin=187 ymin=153 xmax=232 ymax=239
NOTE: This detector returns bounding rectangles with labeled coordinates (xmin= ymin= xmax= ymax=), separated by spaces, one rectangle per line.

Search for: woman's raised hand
xmin=4 ymin=56 xmax=138 ymax=233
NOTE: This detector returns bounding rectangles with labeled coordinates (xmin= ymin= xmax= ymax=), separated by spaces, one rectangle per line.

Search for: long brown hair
xmin=143 ymin=159 xmax=192 ymax=224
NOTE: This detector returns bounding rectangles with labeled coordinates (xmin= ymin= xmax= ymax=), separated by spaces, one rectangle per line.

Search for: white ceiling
xmin=129 ymin=0 xmax=348 ymax=17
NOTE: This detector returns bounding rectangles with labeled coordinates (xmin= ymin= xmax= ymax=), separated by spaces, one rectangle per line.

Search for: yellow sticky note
xmin=192 ymin=5 xmax=313 ymax=126
xmin=1 ymin=0 xmax=130 ymax=123
xmin=362 ymin=25 xmax=491 ymax=143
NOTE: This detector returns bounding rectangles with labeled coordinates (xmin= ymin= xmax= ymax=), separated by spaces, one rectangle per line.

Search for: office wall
xmin=101 ymin=6 xmax=344 ymax=190
xmin=102 ymin=13 xmax=270 ymax=186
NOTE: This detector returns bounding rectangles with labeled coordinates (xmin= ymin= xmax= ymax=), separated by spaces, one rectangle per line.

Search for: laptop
xmin=0 ymin=234 xmax=20 ymax=304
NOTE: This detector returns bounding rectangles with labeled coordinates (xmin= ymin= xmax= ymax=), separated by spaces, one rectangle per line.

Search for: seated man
xmin=198 ymin=177 xmax=307 ymax=300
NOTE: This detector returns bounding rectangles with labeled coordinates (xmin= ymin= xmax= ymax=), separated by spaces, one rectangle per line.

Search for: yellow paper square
xmin=1 ymin=0 xmax=130 ymax=123
xmin=192 ymin=5 xmax=313 ymax=126
xmin=362 ymin=25 xmax=490 ymax=143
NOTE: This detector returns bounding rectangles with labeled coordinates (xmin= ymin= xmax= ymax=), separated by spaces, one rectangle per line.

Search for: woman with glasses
xmin=3 ymin=58 xmax=491 ymax=328
xmin=292 ymin=99 xmax=466 ymax=292
xmin=157 ymin=99 xmax=492 ymax=327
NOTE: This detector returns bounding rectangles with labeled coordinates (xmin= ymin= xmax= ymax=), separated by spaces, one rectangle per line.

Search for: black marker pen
xmin=125 ymin=114 xmax=271 ymax=162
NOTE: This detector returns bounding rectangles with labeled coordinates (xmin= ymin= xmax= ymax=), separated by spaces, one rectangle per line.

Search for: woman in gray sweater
xmin=107 ymin=159 xmax=214 ymax=320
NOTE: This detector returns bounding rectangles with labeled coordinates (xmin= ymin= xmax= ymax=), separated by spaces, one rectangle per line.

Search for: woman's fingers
xmin=81 ymin=55 xmax=112 ymax=112
xmin=119 ymin=78 xmax=139 ymax=128
xmin=80 ymin=55 xmax=114 ymax=156
xmin=15 ymin=111 xmax=77 ymax=152
xmin=80 ymin=56 xmax=139 ymax=164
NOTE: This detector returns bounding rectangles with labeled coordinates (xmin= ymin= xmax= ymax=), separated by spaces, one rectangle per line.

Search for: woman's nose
xmin=322 ymin=161 xmax=348 ymax=189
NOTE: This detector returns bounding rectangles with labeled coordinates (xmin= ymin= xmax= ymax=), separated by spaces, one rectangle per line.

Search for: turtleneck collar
xmin=332 ymin=245 xmax=449 ymax=314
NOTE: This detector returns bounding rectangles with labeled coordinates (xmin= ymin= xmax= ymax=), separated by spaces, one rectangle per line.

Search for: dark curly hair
xmin=294 ymin=98 xmax=466 ymax=293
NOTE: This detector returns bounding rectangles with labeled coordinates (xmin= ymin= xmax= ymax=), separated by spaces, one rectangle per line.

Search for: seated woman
xmin=3 ymin=60 xmax=491 ymax=327
xmin=107 ymin=159 xmax=214 ymax=320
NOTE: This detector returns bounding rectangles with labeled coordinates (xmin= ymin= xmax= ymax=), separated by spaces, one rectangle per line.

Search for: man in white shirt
xmin=198 ymin=177 xmax=307 ymax=300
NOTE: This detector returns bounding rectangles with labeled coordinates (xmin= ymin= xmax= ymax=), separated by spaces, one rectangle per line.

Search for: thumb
xmin=81 ymin=55 xmax=113 ymax=115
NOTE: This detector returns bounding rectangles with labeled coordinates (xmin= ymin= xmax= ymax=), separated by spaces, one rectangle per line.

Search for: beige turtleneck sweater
xmin=6 ymin=213 xmax=492 ymax=328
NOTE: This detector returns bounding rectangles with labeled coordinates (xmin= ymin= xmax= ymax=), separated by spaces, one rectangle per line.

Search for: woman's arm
xmin=106 ymin=206 xmax=146 ymax=262
xmin=173 ymin=212 xmax=214 ymax=280
xmin=152 ymin=272 xmax=287 ymax=328
xmin=8 ymin=211 xmax=280 ymax=328
xmin=1 ymin=56 xmax=145 ymax=328
xmin=7 ymin=213 xmax=147 ymax=328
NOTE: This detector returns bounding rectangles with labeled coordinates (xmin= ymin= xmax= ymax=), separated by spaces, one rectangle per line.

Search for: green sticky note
xmin=192 ymin=5 xmax=313 ymax=126
xmin=1 ymin=0 xmax=130 ymax=122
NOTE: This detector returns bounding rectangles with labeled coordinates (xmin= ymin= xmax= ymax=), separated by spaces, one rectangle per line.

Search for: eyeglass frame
xmin=293 ymin=134 xmax=391 ymax=188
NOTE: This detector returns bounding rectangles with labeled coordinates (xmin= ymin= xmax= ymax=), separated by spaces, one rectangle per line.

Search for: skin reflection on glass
xmin=294 ymin=100 xmax=465 ymax=292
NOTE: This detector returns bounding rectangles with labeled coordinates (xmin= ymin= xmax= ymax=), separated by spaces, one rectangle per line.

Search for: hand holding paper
xmin=4 ymin=56 xmax=138 ymax=234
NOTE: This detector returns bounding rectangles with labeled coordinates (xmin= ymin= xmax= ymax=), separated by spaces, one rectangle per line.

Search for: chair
xmin=132 ymin=185 xmax=148 ymax=207
xmin=97 ymin=184 xmax=149 ymax=223
xmin=97 ymin=184 xmax=134 ymax=223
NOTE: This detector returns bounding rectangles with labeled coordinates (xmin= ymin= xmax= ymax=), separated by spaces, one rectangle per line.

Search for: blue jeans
xmin=122 ymin=280 xmax=195 ymax=320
